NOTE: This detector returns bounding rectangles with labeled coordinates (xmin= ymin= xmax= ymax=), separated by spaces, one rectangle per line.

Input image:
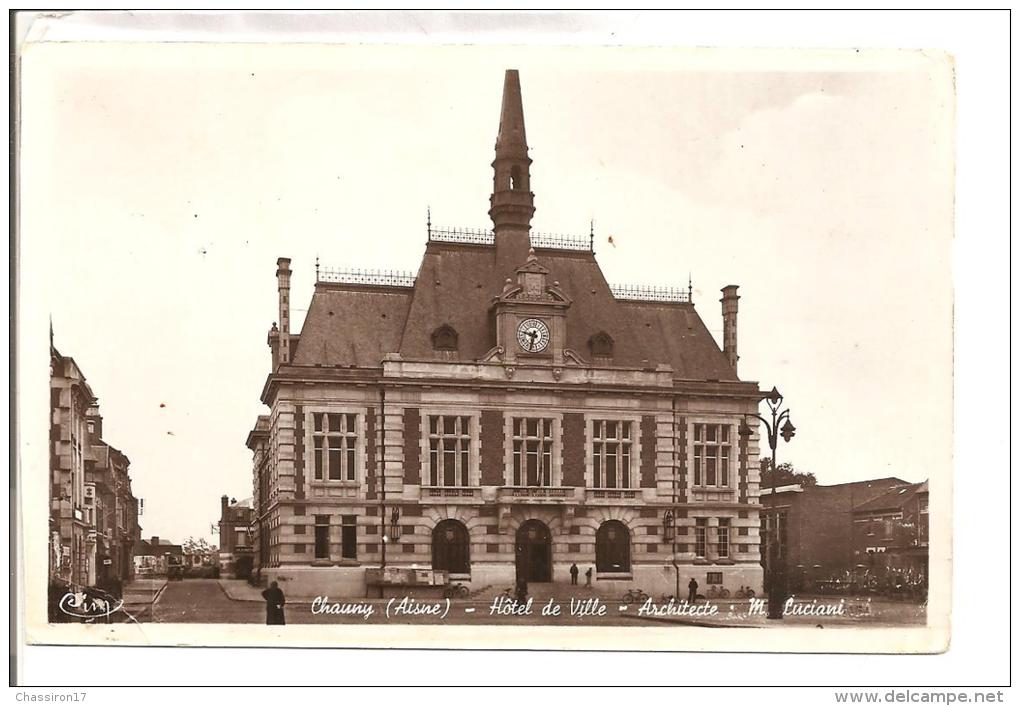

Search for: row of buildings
xmin=244 ymin=70 xmax=767 ymax=599
xmin=762 ymin=478 xmax=929 ymax=591
xmin=49 ymin=335 xmax=141 ymax=596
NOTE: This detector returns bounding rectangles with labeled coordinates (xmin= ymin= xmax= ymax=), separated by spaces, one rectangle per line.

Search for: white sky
xmin=20 ymin=42 xmax=954 ymax=545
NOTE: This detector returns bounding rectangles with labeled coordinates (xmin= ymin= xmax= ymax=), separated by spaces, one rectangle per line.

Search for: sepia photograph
xmin=10 ymin=8 xmax=1008 ymax=694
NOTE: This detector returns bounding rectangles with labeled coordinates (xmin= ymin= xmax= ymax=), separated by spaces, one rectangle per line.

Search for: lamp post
xmin=740 ymin=386 xmax=796 ymax=620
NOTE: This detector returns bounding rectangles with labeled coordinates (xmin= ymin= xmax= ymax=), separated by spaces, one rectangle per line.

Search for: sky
xmin=20 ymin=42 xmax=954 ymax=545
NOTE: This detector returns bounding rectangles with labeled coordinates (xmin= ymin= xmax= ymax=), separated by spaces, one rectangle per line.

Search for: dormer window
xmin=431 ymin=324 xmax=459 ymax=352
xmin=589 ymin=331 xmax=614 ymax=359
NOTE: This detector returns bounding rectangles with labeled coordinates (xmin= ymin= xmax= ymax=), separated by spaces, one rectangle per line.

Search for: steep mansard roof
xmin=292 ymin=240 xmax=737 ymax=382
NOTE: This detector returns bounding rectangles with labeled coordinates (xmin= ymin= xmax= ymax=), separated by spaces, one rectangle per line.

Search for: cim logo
xmin=57 ymin=591 xmax=123 ymax=619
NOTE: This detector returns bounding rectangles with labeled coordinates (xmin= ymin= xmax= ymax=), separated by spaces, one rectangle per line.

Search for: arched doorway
xmin=432 ymin=520 xmax=471 ymax=575
xmin=515 ymin=519 xmax=552 ymax=583
xmin=595 ymin=520 xmax=631 ymax=573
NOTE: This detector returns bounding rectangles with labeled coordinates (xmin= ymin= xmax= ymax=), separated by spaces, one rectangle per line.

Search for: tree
xmin=182 ymin=536 xmax=215 ymax=555
xmin=759 ymin=459 xmax=817 ymax=488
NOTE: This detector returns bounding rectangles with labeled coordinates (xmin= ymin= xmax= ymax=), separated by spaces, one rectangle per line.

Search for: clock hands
xmin=526 ymin=329 xmax=538 ymax=351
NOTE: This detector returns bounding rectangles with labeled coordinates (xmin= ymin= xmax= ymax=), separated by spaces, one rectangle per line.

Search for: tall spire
xmin=495 ymin=69 xmax=528 ymax=158
xmin=489 ymin=69 xmax=535 ymax=265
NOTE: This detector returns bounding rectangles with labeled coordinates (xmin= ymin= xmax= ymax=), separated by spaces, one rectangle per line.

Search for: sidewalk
xmin=121 ymin=577 xmax=167 ymax=608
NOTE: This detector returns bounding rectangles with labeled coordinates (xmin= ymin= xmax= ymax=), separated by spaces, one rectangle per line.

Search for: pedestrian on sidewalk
xmin=569 ymin=563 xmax=579 ymax=586
xmin=261 ymin=580 xmax=286 ymax=625
xmin=585 ymin=566 xmax=592 ymax=588
xmin=688 ymin=577 xmax=698 ymax=604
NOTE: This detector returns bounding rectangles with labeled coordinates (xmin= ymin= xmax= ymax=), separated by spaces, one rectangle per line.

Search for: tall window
xmin=717 ymin=518 xmax=730 ymax=559
xmin=512 ymin=418 xmax=554 ymax=486
xmin=314 ymin=515 xmax=330 ymax=559
xmin=428 ymin=416 xmax=471 ymax=486
xmin=312 ymin=413 xmax=358 ymax=482
xmin=694 ymin=518 xmax=708 ymax=558
xmin=340 ymin=515 xmax=357 ymax=560
xmin=595 ymin=520 xmax=631 ymax=573
xmin=592 ymin=420 xmax=632 ymax=489
xmin=432 ymin=519 xmax=470 ymax=575
xmin=693 ymin=423 xmax=731 ymax=487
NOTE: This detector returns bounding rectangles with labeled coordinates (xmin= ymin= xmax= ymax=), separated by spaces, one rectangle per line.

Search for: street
xmin=130 ymin=579 xmax=926 ymax=628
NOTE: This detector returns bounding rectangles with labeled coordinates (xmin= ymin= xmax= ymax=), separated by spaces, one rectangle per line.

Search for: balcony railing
xmin=424 ymin=487 xmax=480 ymax=499
xmin=316 ymin=266 xmax=416 ymax=287
xmin=428 ymin=225 xmax=593 ymax=252
xmin=609 ymin=283 xmax=692 ymax=303
xmin=419 ymin=487 xmax=482 ymax=504
xmin=429 ymin=226 xmax=494 ymax=245
xmin=499 ymin=486 xmax=574 ymax=501
xmin=530 ymin=232 xmax=591 ymax=251
xmin=589 ymin=488 xmax=640 ymax=500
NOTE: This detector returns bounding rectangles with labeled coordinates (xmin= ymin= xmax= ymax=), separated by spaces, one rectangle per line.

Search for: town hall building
xmin=247 ymin=70 xmax=766 ymax=599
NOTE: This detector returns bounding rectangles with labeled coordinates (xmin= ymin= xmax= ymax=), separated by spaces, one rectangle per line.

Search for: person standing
xmin=688 ymin=577 xmax=699 ymax=604
xmin=569 ymin=563 xmax=579 ymax=586
xmin=585 ymin=566 xmax=593 ymax=588
xmin=261 ymin=580 xmax=286 ymax=625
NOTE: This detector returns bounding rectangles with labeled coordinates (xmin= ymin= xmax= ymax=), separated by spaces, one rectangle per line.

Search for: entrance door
xmin=515 ymin=520 xmax=552 ymax=583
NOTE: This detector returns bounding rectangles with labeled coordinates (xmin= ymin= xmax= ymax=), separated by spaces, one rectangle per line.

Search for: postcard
xmin=17 ymin=33 xmax=953 ymax=654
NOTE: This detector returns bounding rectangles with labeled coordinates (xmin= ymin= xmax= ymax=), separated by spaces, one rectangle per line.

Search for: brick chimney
xmin=221 ymin=494 xmax=229 ymax=516
xmin=276 ymin=257 xmax=292 ymax=366
xmin=150 ymin=535 xmax=159 ymax=546
xmin=720 ymin=285 xmax=740 ymax=374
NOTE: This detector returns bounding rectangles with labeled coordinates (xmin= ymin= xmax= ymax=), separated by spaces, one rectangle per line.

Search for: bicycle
xmin=443 ymin=582 xmax=470 ymax=599
xmin=735 ymin=585 xmax=755 ymax=599
xmin=706 ymin=585 xmax=731 ymax=599
xmin=622 ymin=588 xmax=650 ymax=605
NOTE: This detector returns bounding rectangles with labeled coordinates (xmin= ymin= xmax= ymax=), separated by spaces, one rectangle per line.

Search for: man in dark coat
xmin=569 ymin=563 xmax=579 ymax=586
xmin=585 ymin=566 xmax=593 ymax=587
xmin=688 ymin=577 xmax=699 ymax=604
xmin=261 ymin=580 xmax=286 ymax=625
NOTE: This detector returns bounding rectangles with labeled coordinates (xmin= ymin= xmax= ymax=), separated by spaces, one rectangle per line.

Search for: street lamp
xmin=742 ymin=385 xmax=796 ymax=620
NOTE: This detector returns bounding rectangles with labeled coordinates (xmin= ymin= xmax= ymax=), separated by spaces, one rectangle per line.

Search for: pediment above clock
xmin=492 ymin=248 xmax=572 ymax=307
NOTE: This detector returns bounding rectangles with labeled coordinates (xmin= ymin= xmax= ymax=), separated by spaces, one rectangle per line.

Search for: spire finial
xmin=427 ymin=206 xmax=432 ymax=240
xmin=495 ymin=69 xmax=527 ymax=154
xmin=589 ymin=218 xmax=595 ymax=252
xmin=688 ymin=272 xmax=693 ymax=301
xmin=315 ymin=255 xmax=320 ymax=281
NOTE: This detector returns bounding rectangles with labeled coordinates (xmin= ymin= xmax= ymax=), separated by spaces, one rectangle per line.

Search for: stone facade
xmin=248 ymin=70 xmax=767 ymax=600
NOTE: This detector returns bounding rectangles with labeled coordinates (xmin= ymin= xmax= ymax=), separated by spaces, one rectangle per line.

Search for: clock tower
xmin=491 ymin=249 xmax=571 ymax=366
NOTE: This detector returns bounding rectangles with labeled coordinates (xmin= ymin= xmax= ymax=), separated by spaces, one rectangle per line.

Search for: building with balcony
xmin=50 ymin=333 xmax=141 ymax=597
xmin=50 ymin=342 xmax=95 ymax=588
xmin=247 ymin=69 xmax=769 ymax=599
xmin=85 ymin=409 xmax=141 ymax=592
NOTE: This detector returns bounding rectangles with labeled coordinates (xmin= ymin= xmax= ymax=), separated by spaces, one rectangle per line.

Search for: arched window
xmin=589 ymin=331 xmax=614 ymax=359
xmin=432 ymin=519 xmax=470 ymax=575
xmin=510 ymin=165 xmax=522 ymax=191
xmin=595 ymin=520 xmax=631 ymax=573
xmin=431 ymin=324 xmax=459 ymax=352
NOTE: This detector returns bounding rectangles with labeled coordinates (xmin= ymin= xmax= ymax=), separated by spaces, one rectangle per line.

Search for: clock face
xmin=517 ymin=318 xmax=551 ymax=353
